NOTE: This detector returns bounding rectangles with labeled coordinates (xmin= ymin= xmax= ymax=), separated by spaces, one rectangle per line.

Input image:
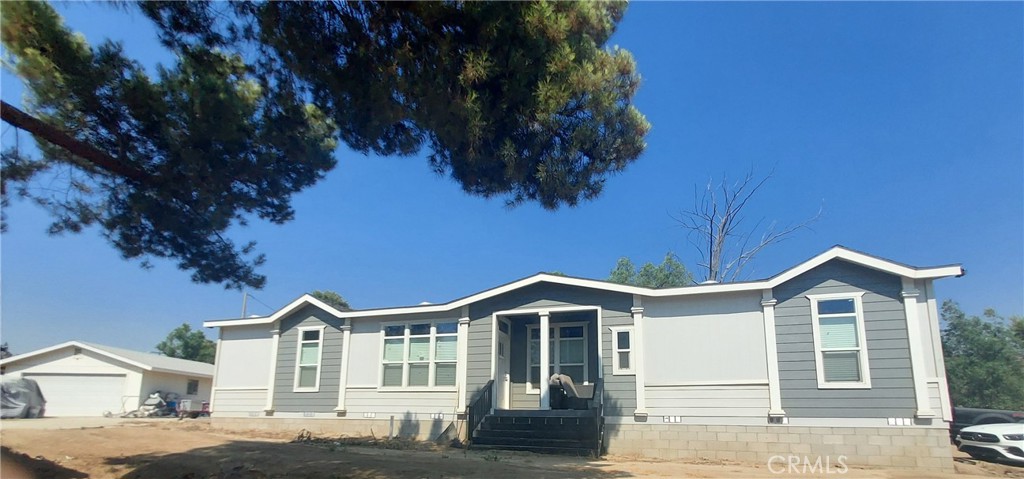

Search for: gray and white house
xmin=204 ymin=246 xmax=961 ymax=471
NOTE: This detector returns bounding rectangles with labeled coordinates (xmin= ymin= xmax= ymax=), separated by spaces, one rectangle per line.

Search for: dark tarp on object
xmin=1 ymin=377 xmax=46 ymax=418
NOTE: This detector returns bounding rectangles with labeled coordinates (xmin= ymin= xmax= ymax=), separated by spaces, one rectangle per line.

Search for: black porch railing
xmin=466 ymin=379 xmax=493 ymax=443
xmin=592 ymin=377 xmax=605 ymax=455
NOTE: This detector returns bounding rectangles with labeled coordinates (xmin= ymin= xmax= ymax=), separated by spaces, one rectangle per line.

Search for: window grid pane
xmin=616 ymin=331 xmax=630 ymax=350
xmin=818 ymin=299 xmax=856 ymax=315
xmin=436 ymin=322 xmax=458 ymax=334
xmin=822 ymin=351 xmax=861 ymax=382
xmin=618 ymin=352 xmax=630 ymax=369
xmin=435 ymin=336 xmax=457 ymax=361
xmin=819 ymin=316 xmax=859 ymax=349
xmin=435 ymin=363 xmax=456 ymax=386
xmin=408 ymin=364 xmax=429 ymax=386
xmin=559 ymin=338 xmax=584 ymax=363
xmin=299 ymin=343 xmax=319 ymax=365
xmin=383 ymin=338 xmax=404 ymax=361
xmin=408 ymin=337 xmax=430 ymax=361
xmin=298 ymin=365 xmax=318 ymax=388
xmin=382 ymin=364 xmax=403 ymax=387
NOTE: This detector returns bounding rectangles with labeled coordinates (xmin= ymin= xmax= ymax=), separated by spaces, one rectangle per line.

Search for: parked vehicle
xmin=952 ymin=407 xmax=1024 ymax=442
xmin=0 ymin=377 xmax=45 ymax=419
xmin=956 ymin=423 xmax=1024 ymax=465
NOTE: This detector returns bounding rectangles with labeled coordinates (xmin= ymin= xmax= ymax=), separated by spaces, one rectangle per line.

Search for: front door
xmin=495 ymin=320 xmax=511 ymax=409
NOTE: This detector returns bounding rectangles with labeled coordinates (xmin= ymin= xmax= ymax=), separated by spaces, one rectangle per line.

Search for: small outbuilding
xmin=0 ymin=341 xmax=213 ymax=416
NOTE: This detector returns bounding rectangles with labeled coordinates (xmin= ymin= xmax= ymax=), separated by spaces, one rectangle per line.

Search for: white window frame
xmin=609 ymin=326 xmax=636 ymax=375
xmin=293 ymin=325 xmax=326 ymax=392
xmin=378 ymin=320 xmax=458 ymax=391
xmin=526 ymin=322 xmax=589 ymax=394
xmin=807 ymin=292 xmax=871 ymax=389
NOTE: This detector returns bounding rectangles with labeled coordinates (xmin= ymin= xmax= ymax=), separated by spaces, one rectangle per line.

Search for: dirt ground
xmin=1 ymin=419 xmax=1022 ymax=479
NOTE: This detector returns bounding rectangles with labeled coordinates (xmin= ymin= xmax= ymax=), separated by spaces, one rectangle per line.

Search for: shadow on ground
xmin=1 ymin=446 xmax=88 ymax=479
xmin=108 ymin=439 xmax=633 ymax=479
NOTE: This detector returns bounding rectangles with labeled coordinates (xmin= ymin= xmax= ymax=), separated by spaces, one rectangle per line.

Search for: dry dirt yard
xmin=1 ymin=418 xmax=1022 ymax=479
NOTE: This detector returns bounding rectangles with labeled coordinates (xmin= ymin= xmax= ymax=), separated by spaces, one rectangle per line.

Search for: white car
xmin=956 ymin=422 xmax=1024 ymax=465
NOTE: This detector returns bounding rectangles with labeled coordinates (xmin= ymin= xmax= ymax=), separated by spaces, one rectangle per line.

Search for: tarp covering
xmin=1 ymin=377 xmax=46 ymax=419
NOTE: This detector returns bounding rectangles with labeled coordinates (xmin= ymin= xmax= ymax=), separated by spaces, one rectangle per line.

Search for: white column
xmin=334 ymin=321 xmax=352 ymax=413
xmin=209 ymin=327 xmax=224 ymax=415
xmin=630 ymin=305 xmax=648 ymax=416
xmin=455 ymin=316 xmax=471 ymax=414
xmin=263 ymin=326 xmax=281 ymax=414
xmin=539 ymin=311 xmax=551 ymax=410
xmin=901 ymin=278 xmax=935 ymax=418
xmin=761 ymin=290 xmax=786 ymax=417
xmin=925 ymin=281 xmax=953 ymax=421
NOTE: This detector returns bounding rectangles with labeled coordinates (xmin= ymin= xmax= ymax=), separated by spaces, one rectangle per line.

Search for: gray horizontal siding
xmin=509 ymin=384 xmax=539 ymax=409
xmin=774 ymin=260 xmax=915 ymax=418
xmin=344 ymin=389 xmax=457 ymax=416
xmin=602 ymin=311 xmax=637 ymax=416
xmin=212 ymin=389 xmax=267 ymax=416
xmin=273 ymin=305 xmax=345 ymax=413
xmin=646 ymin=385 xmax=769 ymax=418
xmin=465 ymin=318 xmax=492 ymax=405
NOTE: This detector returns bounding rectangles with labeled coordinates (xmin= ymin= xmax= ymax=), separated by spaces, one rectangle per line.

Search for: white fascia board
xmin=204 ymin=275 xmax=650 ymax=328
xmin=149 ymin=366 xmax=214 ymax=378
xmin=766 ymin=247 xmax=963 ymax=287
xmin=202 ymin=247 xmax=963 ymax=329
xmin=203 ymin=294 xmax=349 ymax=328
xmin=0 ymin=341 xmax=153 ymax=372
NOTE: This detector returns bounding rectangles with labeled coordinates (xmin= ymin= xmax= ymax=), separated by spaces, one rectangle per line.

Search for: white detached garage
xmin=0 ymin=341 xmax=213 ymax=416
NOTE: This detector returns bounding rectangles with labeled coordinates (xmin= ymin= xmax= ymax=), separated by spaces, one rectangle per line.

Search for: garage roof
xmin=0 ymin=341 xmax=214 ymax=378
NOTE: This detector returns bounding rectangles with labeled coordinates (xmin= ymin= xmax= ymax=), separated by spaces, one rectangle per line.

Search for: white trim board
xmin=204 ymin=246 xmax=964 ymax=328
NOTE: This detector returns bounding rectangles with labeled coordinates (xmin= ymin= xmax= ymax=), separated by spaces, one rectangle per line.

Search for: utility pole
xmin=241 ymin=291 xmax=248 ymax=318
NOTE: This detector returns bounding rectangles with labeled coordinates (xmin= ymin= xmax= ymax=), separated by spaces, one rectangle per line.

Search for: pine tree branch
xmin=0 ymin=100 xmax=150 ymax=185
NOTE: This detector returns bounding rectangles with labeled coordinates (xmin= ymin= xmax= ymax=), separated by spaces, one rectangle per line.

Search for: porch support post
xmin=263 ymin=325 xmax=281 ymax=414
xmin=455 ymin=314 xmax=471 ymax=414
xmin=334 ymin=320 xmax=352 ymax=414
xmin=539 ymin=311 xmax=551 ymax=410
xmin=761 ymin=290 xmax=786 ymax=417
xmin=901 ymin=278 xmax=935 ymax=418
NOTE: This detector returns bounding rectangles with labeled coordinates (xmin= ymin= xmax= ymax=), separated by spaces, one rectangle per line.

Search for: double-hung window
xmin=808 ymin=293 xmax=871 ymax=388
xmin=294 ymin=326 xmax=325 ymax=392
xmin=609 ymin=326 xmax=635 ymax=375
xmin=381 ymin=321 xmax=458 ymax=388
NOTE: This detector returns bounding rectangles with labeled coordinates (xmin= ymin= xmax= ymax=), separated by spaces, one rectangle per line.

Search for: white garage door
xmin=23 ymin=373 xmax=127 ymax=416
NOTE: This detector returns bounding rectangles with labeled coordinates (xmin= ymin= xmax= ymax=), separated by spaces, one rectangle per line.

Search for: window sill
xmin=292 ymin=388 xmax=321 ymax=393
xmin=816 ymin=382 xmax=872 ymax=389
xmin=611 ymin=370 xmax=636 ymax=376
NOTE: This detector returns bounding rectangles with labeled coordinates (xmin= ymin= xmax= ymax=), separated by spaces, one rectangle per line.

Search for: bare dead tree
xmin=673 ymin=169 xmax=821 ymax=283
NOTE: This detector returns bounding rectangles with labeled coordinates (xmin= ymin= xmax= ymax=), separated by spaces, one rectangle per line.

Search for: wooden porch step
xmin=475 ymin=427 xmax=592 ymax=440
xmin=484 ymin=415 xmax=598 ymax=428
xmin=491 ymin=409 xmax=595 ymax=417
xmin=471 ymin=437 xmax=598 ymax=456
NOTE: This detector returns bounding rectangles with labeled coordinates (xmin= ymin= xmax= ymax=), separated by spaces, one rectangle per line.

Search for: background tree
xmin=1 ymin=1 xmax=649 ymax=290
xmin=941 ymin=300 xmax=1024 ymax=410
xmin=673 ymin=170 xmax=820 ymax=283
xmin=155 ymin=323 xmax=216 ymax=364
xmin=310 ymin=290 xmax=350 ymax=311
xmin=607 ymin=252 xmax=692 ymax=288
xmin=0 ymin=342 xmax=11 ymax=359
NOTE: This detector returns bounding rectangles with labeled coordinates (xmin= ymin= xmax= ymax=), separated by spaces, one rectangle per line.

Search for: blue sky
xmin=2 ymin=2 xmax=1021 ymax=354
